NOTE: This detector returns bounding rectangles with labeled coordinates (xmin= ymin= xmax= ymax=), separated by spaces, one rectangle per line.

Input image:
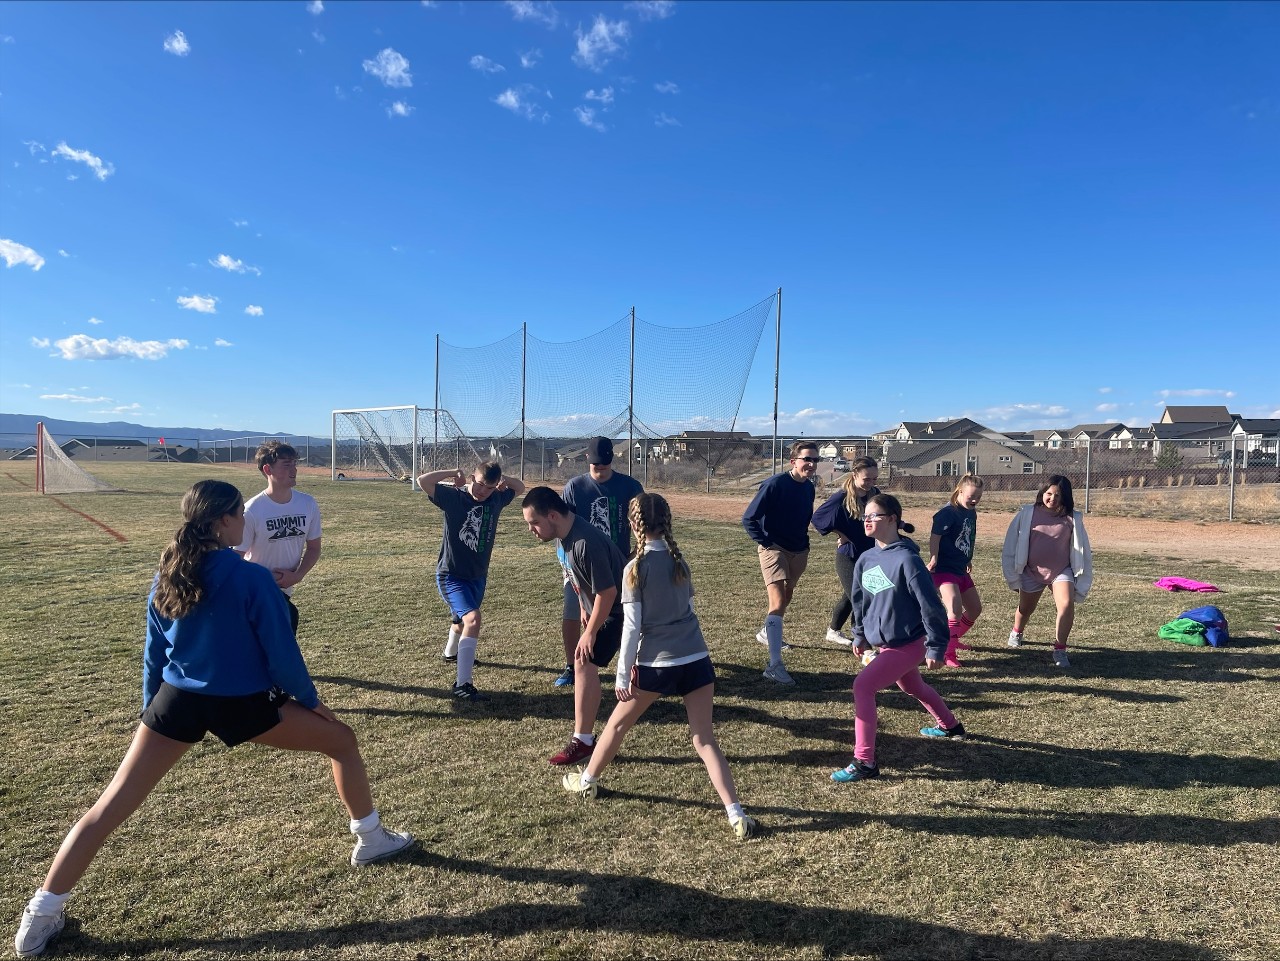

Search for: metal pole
xmin=412 ymin=406 xmax=420 ymax=490
xmin=1084 ymin=437 xmax=1091 ymax=513
xmin=1228 ymin=432 xmax=1236 ymax=522
xmin=964 ymin=439 xmax=970 ymax=474
xmin=434 ymin=335 xmax=440 ymax=463
xmin=771 ymin=287 xmax=782 ymax=473
xmin=628 ymin=306 xmax=635 ymax=478
xmin=330 ymin=413 xmax=337 ymax=481
xmin=520 ymin=323 xmax=527 ymax=481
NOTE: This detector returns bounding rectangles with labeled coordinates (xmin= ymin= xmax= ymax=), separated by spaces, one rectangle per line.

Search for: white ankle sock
xmin=28 ymin=890 xmax=70 ymax=915
xmin=574 ymin=732 xmax=595 ymax=746
xmin=579 ymin=770 xmax=598 ymax=785
xmin=350 ymin=809 xmax=381 ymax=835
xmin=725 ymin=803 xmax=744 ymax=823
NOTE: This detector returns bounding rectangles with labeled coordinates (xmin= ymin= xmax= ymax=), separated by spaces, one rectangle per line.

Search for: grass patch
xmin=2 ymin=462 xmax=1278 ymax=959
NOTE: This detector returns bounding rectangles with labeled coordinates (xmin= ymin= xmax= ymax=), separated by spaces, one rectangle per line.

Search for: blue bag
xmin=1179 ymin=605 xmax=1229 ymax=647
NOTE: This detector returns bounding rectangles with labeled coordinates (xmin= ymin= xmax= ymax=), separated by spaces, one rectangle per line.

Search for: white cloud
xmin=738 ymin=408 xmax=876 ymax=436
xmin=23 ymin=140 xmax=46 ymax=155
xmin=505 ymin=1 xmax=558 ymax=28
xmin=573 ymin=16 xmax=629 ymax=72
xmin=87 ymin=316 xmax=103 ymax=325
xmin=30 ymin=337 xmax=50 ymax=348
xmin=0 ymin=238 xmax=45 ymax=271
xmin=654 ymin=111 xmax=680 ymax=127
xmin=245 ymin=304 xmax=264 ymax=316
xmin=962 ymin=403 xmax=1072 ymax=427
xmin=232 ymin=218 xmax=249 ymax=228
xmin=58 ymin=249 xmax=70 ymax=257
xmin=90 ymin=403 xmax=144 ymax=415
xmin=654 ymin=80 xmax=679 ymax=94
xmin=307 ymin=0 xmax=324 ymax=13
xmin=163 ymin=30 xmax=190 ymax=56
xmin=1098 ymin=386 xmax=1112 ymax=394
xmin=494 ymin=86 xmax=549 ymax=122
xmin=1158 ymin=388 xmax=1236 ymax=399
xmin=48 ymin=334 xmax=189 ymax=361
xmin=177 ymin=294 xmax=218 ymax=313
xmin=1096 ymin=403 xmax=1118 ymax=413
xmin=625 ymin=0 xmax=676 ymax=20
xmin=214 ymin=338 xmax=234 ymax=347
xmin=387 ymin=100 xmax=414 ymax=118
xmin=363 ymin=48 xmax=413 ymax=88
xmin=209 ymin=253 xmax=261 ymax=275
xmin=52 ymin=142 xmax=114 ymax=180
xmin=470 ymin=55 xmax=506 ymax=74
xmin=421 ymin=0 xmax=438 ymax=6
xmin=584 ymin=86 xmax=614 ymax=106
xmin=40 ymin=393 xmax=110 ymax=403
xmin=520 ymin=49 xmax=542 ymax=69
xmin=574 ymin=106 xmax=606 ymax=132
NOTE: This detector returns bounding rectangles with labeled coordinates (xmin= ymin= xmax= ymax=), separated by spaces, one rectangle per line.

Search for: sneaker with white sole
xmin=732 ymin=815 xmax=760 ymax=840
xmin=762 ymin=663 xmax=795 ymax=685
xmin=1052 ymin=648 xmax=1071 ymax=668
xmin=825 ymin=628 xmax=853 ymax=646
xmin=921 ymin=722 xmax=967 ymax=740
xmin=549 ymin=736 xmax=595 ymax=766
xmin=15 ymin=906 xmax=64 ymax=958
xmin=351 ymin=826 xmax=415 ymax=867
xmin=831 ymin=760 xmax=880 ymax=783
xmin=562 ymin=769 xmax=599 ymax=800
xmin=553 ymin=665 xmax=575 ymax=688
xmin=756 ymin=628 xmax=792 ymax=651
xmin=1007 ymin=630 xmax=1024 ymax=648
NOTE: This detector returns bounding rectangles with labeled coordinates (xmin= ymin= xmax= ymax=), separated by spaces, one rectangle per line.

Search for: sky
xmin=1 ymin=0 xmax=1277 ymax=440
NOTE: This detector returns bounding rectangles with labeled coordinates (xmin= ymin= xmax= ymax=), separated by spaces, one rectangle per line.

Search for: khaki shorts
xmin=758 ymin=545 xmax=809 ymax=586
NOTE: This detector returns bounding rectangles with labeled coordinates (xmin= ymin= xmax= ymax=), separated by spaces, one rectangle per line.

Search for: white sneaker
xmin=825 ymin=628 xmax=853 ymax=646
xmin=1007 ymin=631 xmax=1023 ymax=649
xmin=762 ymin=663 xmax=796 ymax=685
xmin=351 ymin=825 xmax=415 ymax=866
xmin=15 ymin=907 xmax=64 ymax=958
xmin=1052 ymin=649 xmax=1071 ymax=668
xmin=756 ymin=628 xmax=792 ymax=651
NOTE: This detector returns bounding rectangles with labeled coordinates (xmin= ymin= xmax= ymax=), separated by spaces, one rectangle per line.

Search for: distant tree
xmin=1155 ymin=445 xmax=1184 ymax=470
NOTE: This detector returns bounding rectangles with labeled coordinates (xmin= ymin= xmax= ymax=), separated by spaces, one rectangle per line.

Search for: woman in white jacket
xmin=1000 ymin=475 xmax=1093 ymax=668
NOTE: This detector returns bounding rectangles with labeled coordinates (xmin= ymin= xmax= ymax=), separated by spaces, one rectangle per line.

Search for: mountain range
xmin=0 ymin=414 xmax=320 ymax=447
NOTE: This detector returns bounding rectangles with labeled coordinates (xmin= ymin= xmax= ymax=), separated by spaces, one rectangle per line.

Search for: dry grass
xmin=2 ymin=462 xmax=1278 ymax=960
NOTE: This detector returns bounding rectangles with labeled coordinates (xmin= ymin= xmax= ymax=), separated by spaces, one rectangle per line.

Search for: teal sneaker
xmin=831 ymin=760 xmax=879 ymax=783
xmin=920 ymin=722 xmax=967 ymax=739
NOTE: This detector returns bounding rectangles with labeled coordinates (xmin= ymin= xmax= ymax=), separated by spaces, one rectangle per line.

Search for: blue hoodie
xmin=850 ymin=537 xmax=949 ymax=660
xmin=142 ymin=548 xmax=320 ymax=710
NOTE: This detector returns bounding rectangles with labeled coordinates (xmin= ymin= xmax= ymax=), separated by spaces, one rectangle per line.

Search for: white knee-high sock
xmin=457 ymin=636 xmax=479 ymax=685
xmin=765 ymin=614 xmax=784 ymax=666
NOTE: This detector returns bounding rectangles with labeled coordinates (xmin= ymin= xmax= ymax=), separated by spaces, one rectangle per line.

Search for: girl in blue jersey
xmin=927 ymin=474 xmax=984 ymax=668
xmin=15 ymin=480 xmax=411 ymax=958
xmin=561 ymin=493 xmax=759 ymax=840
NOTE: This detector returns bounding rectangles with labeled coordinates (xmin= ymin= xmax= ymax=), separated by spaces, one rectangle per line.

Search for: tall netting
xmin=331 ymin=407 xmax=482 ymax=481
xmin=526 ymin=314 xmax=632 ymax=438
xmin=37 ymin=423 xmax=120 ymax=494
xmin=437 ymin=329 xmax=524 ymax=438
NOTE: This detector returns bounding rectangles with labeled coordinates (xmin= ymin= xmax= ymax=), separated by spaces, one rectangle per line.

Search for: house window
xmin=1022 ymin=462 xmax=1034 ymax=473
xmin=936 ymin=461 xmax=957 ymax=476
xmin=998 ymin=455 xmax=1012 ymax=464
xmin=967 ymin=458 xmax=979 ymax=473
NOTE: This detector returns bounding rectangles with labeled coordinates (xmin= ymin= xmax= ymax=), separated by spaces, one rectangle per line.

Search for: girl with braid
xmin=15 ymin=480 xmax=412 ymax=958
xmin=561 ymin=493 xmax=760 ymax=840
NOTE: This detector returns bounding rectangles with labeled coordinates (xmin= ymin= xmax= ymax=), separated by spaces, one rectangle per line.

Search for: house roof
xmin=1150 ymin=422 xmax=1236 ymax=440
xmin=1160 ymin=405 xmax=1234 ymax=424
xmin=887 ymin=439 xmax=1047 ymax=469
xmin=1066 ymin=423 xmax=1127 ymax=440
xmin=1234 ymin=419 xmax=1280 ymax=434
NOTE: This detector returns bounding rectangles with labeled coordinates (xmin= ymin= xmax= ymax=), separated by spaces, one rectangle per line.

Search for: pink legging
xmin=854 ymin=637 xmax=957 ymax=766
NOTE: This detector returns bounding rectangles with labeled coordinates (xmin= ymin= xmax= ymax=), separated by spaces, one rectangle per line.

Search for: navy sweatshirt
xmin=741 ymin=471 xmax=816 ymax=553
xmin=849 ymin=537 xmax=949 ymax=660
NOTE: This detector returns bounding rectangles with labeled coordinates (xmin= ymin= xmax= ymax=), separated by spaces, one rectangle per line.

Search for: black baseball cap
xmin=586 ymin=436 xmax=614 ymax=465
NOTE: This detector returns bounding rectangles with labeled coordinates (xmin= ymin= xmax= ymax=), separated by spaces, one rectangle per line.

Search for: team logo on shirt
xmin=956 ymin=519 xmax=974 ymax=559
xmin=459 ymin=506 xmax=484 ymax=552
xmin=266 ymin=515 xmax=307 ymax=539
xmin=861 ymin=565 xmax=894 ymax=595
xmin=589 ymin=496 xmax=612 ymax=536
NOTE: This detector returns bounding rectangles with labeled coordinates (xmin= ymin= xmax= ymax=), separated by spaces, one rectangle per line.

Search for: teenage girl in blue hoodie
xmin=832 ymin=493 xmax=966 ymax=783
xmin=15 ymin=480 xmax=412 ymax=958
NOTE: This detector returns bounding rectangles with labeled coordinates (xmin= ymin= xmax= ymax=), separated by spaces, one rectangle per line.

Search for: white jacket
xmin=1000 ymin=505 xmax=1093 ymax=602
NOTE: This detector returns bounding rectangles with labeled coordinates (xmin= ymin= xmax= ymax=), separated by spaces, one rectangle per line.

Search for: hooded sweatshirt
xmin=142 ymin=547 xmax=320 ymax=710
xmin=849 ymin=537 xmax=949 ymax=661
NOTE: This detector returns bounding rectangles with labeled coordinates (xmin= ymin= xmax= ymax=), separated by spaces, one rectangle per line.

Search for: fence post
xmin=1083 ymin=437 xmax=1091 ymax=513
xmin=1228 ymin=432 xmax=1236 ymax=522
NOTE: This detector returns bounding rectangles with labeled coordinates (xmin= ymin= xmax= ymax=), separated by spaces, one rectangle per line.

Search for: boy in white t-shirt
xmin=235 ymin=441 xmax=322 ymax=634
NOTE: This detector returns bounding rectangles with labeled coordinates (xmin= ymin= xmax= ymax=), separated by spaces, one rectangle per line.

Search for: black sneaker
xmin=921 ymin=722 xmax=967 ymax=739
xmin=452 ymin=682 xmax=490 ymax=702
xmin=440 ymin=653 xmax=458 ymax=663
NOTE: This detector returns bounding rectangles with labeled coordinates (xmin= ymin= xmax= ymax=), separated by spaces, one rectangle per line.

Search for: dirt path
xmin=664 ymin=491 xmax=1280 ymax=572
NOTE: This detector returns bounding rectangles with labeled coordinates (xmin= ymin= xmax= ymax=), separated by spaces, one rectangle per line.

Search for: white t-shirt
xmin=237 ymin=489 xmax=322 ymax=597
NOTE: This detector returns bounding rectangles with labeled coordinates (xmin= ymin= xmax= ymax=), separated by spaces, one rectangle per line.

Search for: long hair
xmin=625 ymin=492 xmax=689 ymax=591
xmin=842 ymin=456 xmax=879 ymax=519
xmin=1036 ymin=474 xmax=1074 ymax=516
xmin=949 ymin=473 xmax=984 ymax=508
xmin=153 ymin=480 xmax=243 ymax=620
xmin=865 ymin=492 xmax=916 ymax=535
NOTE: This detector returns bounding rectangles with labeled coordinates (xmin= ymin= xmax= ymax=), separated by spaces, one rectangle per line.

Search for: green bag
xmin=1159 ymin=617 xmax=1208 ymax=646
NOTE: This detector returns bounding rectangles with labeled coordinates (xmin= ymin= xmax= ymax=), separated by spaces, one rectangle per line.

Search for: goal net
xmin=331 ymin=406 xmax=483 ymax=482
xmin=36 ymin=422 xmax=120 ymax=494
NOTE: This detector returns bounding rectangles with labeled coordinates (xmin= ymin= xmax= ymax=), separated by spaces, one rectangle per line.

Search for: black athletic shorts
xmin=636 ymin=656 xmax=716 ymax=698
xmin=587 ymin=613 xmax=624 ymax=668
xmin=141 ymin=682 xmax=289 ymax=747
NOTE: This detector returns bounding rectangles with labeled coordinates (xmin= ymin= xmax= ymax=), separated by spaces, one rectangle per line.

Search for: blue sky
xmin=2 ymin=0 xmax=1276 ymax=439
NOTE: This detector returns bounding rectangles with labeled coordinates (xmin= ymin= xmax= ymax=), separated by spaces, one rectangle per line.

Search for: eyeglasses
xmin=863 ymin=512 xmax=891 ymax=522
xmin=796 ymin=456 xmax=820 ymax=463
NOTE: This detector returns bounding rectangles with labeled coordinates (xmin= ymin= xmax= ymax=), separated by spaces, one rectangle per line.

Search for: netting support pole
xmin=434 ymin=335 xmax=441 ymax=460
xmin=520 ymin=323 xmax=527 ymax=481
xmin=1084 ymin=437 xmax=1092 ymax=514
xmin=628 ymin=306 xmax=635 ymax=477
xmin=1228 ymin=432 xmax=1236 ymax=522
xmin=330 ymin=411 xmax=337 ymax=481
xmin=772 ymin=287 xmax=782 ymax=473
xmin=412 ymin=405 xmax=421 ymax=491
xmin=36 ymin=421 xmax=45 ymax=493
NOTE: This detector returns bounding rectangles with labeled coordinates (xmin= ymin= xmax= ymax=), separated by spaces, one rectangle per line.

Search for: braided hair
xmin=153 ymin=480 xmax=243 ymax=620
xmin=625 ymin=492 xmax=689 ymax=591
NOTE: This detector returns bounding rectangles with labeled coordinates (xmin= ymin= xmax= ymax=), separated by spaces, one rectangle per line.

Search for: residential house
xmin=1159 ymin=405 xmax=1236 ymax=424
xmin=884 ymin=438 xmax=1047 ymax=478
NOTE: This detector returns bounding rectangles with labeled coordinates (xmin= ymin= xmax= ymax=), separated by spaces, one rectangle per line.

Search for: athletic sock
xmin=764 ymin=614 xmax=784 ymax=667
xmin=725 ymin=803 xmax=744 ymax=824
xmin=959 ymin=613 xmax=976 ymax=634
xmin=28 ymin=890 xmax=71 ymax=915
xmin=350 ymin=809 xmax=381 ymax=835
xmin=457 ymin=636 xmax=479 ymax=685
xmin=443 ymin=625 xmax=460 ymax=658
xmin=579 ymin=770 xmax=598 ymax=786
xmin=574 ymin=732 xmax=596 ymax=746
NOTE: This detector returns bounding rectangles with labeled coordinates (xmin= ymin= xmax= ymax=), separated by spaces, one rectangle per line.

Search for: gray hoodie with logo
xmin=850 ymin=537 xmax=949 ymax=661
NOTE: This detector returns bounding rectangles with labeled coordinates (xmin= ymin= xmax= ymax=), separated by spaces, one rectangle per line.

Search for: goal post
xmin=36 ymin=422 xmax=121 ymax=494
xmin=330 ymin=406 xmax=483 ymax=486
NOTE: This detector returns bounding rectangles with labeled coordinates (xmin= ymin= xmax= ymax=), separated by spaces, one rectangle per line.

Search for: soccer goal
xmin=330 ymin=406 xmax=483 ymax=485
xmin=36 ymin=422 xmax=121 ymax=494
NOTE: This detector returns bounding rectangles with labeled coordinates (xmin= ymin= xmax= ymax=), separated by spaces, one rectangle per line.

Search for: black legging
xmin=829 ymin=550 xmax=856 ymax=632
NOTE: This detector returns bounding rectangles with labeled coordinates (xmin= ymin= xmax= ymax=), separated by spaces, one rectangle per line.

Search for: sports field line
xmin=48 ymin=496 xmax=128 ymax=543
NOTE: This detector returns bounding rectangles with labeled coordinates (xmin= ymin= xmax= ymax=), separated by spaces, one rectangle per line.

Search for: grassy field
xmin=2 ymin=461 xmax=1278 ymax=960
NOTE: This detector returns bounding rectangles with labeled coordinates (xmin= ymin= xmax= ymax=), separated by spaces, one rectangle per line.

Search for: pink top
xmin=1025 ymin=504 xmax=1073 ymax=585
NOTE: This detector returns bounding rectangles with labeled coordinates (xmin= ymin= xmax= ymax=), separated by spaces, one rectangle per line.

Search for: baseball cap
xmin=586 ymin=436 xmax=614 ymax=465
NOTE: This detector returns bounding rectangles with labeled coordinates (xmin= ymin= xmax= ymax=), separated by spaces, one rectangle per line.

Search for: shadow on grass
xmin=68 ymin=850 xmax=1220 ymax=960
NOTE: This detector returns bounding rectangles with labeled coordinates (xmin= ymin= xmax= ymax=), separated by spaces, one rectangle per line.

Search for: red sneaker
xmin=549 ymin=736 xmax=595 ymax=766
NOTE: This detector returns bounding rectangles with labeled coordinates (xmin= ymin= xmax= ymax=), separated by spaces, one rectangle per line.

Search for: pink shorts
xmin=931 ymin=571 xmax=975 ymax=593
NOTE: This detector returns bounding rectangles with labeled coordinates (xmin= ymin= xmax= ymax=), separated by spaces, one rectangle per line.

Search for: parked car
xmin=832 ymin=458 xmax=849 ymax=472
xmin=1217 ymin=450 xmax=1278 ymax=467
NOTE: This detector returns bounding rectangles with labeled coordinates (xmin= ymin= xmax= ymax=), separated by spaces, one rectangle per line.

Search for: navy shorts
xmin=587 ymin=613 xmax=623 ymax=668
xmin=141 ymin=682 xmax=289 ymax=747
xmin=636 ymin=656 xmax=716 ymax=698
